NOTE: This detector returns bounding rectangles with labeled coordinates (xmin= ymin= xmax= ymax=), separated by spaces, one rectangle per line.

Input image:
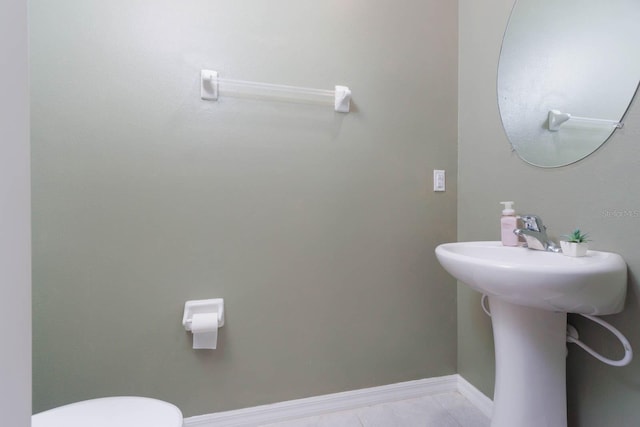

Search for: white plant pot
xmin=560 ymin=241 xmax=589 ymax=257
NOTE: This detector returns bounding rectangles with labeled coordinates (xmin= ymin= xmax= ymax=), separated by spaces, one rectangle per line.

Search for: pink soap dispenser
xmin=500 ymin=201 xmax=519 ymax=246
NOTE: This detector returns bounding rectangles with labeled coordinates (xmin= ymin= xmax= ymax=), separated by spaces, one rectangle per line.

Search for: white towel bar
xmin=548 ymin=109 xmax=623 ymax=131
xmin=201 ymin=70 xmax=351 ymax=113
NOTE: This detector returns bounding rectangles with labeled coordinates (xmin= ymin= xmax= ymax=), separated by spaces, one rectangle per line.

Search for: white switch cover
xmin=433 ymin=170 xmax=445 ymax=192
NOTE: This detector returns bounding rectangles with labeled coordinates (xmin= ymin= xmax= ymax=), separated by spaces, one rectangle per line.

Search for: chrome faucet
xmin=514 ymin=215 xmax=561 ymax=252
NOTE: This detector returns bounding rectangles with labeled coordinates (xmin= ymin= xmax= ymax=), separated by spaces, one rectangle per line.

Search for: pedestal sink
xmin=435 ymin=241 xmax=627 ymax=427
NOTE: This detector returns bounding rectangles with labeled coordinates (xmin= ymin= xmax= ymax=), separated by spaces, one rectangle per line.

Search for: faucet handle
xmin=521 ymin=214 xmax=544 ymax=232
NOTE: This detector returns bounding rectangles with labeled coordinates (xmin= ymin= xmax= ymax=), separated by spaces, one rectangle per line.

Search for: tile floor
xmin=260 ymin=392 xmax=490 ymax=427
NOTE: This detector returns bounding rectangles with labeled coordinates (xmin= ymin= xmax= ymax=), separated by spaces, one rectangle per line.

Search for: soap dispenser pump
xmin=500 ymin=201 xmax=518 ymax=246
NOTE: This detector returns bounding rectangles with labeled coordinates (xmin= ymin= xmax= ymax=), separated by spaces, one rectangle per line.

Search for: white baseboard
xmin=456 ymin=375 xmax=493 ymax=419
xmin=184 ymin=374 xmax=492 ymax=427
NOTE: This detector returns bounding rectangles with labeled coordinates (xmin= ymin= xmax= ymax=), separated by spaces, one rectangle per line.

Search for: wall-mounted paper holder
xmin=182 ymin=299 xmax=225 ymax=331
xmin=200 ymin=69 xmax=351 ymax=113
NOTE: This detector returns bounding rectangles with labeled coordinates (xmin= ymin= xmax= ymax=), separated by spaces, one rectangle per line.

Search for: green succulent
xmin=562 ymin=229 xmax=590 ymax=243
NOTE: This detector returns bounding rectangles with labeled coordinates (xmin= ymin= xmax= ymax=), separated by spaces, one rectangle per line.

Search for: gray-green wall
xmin=1 ymin=0 xmax=31 ymax=425
xmin=31 ymin=0 xmax=458 ymax=417
xmin=459 ymin=0 xmax=640 ymax=426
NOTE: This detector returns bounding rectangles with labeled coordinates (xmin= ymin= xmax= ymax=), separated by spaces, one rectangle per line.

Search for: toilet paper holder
xmin=182 ymin=299 xmax=225 ymax=331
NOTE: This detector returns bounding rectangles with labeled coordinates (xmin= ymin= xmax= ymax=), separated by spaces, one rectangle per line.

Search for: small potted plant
xmin=560 ymin=229 xmax=590 ymax=257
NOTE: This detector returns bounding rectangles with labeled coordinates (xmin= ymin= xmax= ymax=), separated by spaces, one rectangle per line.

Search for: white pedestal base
xmin=489 ymin=297 xmax=568 ymax=427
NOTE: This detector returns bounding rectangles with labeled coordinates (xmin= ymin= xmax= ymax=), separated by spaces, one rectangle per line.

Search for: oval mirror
xmin=497 ymin=0 xmax=640 ymax=167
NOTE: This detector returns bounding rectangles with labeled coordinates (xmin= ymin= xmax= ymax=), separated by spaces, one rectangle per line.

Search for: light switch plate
xmin=434 ymin=170 xmax=445 ymax=192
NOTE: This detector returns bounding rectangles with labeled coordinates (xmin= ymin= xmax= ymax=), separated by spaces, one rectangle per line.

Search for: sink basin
xmin=436 ymin=241 xmax=629 ymax=427
xmin=435 ymin=241 xmax=627 ymax=315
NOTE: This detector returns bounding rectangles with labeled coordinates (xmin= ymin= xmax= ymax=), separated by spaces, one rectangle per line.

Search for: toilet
xmin=32 ymin=396 xmax=183 ymax=427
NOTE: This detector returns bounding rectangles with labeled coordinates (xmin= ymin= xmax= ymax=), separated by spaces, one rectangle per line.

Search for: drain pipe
xmin=480 ymin=294 xmax=633 ymax=367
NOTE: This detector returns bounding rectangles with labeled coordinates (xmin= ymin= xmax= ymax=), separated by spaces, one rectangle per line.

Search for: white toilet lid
xmin=32 ymin=396 xmax=183 ymax=427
